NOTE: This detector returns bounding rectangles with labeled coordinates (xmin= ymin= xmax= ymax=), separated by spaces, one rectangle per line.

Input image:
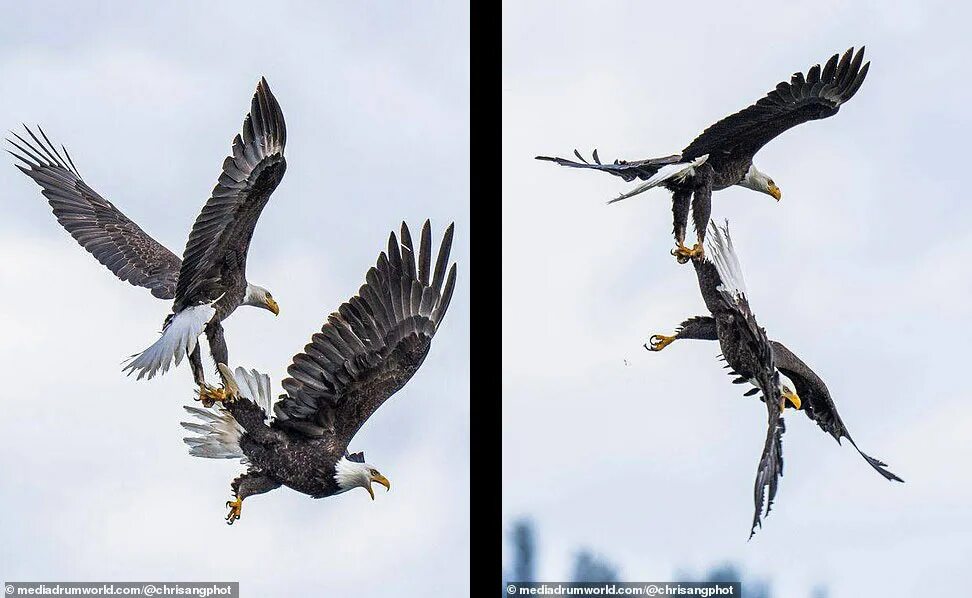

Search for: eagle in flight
xmin=648 ymin=221 xmax=901 ymax=537
xmin=537 ymin=47 xmax=869 ymax=263
xmin=10 ymin=78 xmax=286 ymax=401
xmin=181 ymin=220 xmax=456 ymax=524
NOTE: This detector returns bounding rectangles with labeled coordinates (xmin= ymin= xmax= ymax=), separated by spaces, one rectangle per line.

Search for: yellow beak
xmin=265 ymin=297 xmax=280 ymax=316
xmin=365 ymin=474 xmax=391 ymax=500
xmin=373 ymin=474 xmax=391 ymax=492
xmin=769 ymin=183 xmax=782 ymax=201
xmin=783 ymin=389 xmax=802 ymax=410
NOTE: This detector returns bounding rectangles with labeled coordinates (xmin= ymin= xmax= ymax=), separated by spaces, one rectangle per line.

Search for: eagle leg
xmin=646 ymin=334 xmax=677 ymax=352
xmin=225 ymin=496 xmax=243 ymax=525
xmin=226 ymin=471 xmax=281 ymax=525
xmin=188 ymin=344 xmax=207 ymax=387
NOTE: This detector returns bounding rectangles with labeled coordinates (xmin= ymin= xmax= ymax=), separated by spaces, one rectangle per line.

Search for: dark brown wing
xmin=8 ymin=126 xmax=181 ymax=299
xmin=771 ymin=341 xmax=903 ymax=483
xmin=173 ymin=77 xmax=287 ymax=309
xmin=274 ymin=221 xmax=457 ymax=446
xmin=682 ymin=47 xmax=869 ymax=160
xmin=747 ymin=319 xmax=785 ymax=540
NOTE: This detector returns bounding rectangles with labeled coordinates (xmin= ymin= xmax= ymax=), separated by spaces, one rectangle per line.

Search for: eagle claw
xmin=647 ymin=334 xmax=676 ymax=352
xmin=225 ymin=497 xmax=243 ymax=525
xmin=196 ymin=384 xmax=235 ymax=408
xmin=671 ymin=243 xmax=703 ymax=263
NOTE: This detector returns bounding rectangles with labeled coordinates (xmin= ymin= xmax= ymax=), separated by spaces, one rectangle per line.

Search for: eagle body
xmin=236 ymin=423 xmax=343 ymax=498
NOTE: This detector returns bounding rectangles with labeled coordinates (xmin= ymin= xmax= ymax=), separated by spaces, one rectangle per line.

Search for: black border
xmin=469 ymin=0 xmax=502 ymax=588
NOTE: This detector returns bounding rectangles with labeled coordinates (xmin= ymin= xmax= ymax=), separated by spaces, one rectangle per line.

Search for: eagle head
xmin=334 ymin=453 xmax=391 ymax=500
xmin=740 ymin=164 xmax=782 ymax=201
xmin=244 ymin=283 xmax=280 ymax=315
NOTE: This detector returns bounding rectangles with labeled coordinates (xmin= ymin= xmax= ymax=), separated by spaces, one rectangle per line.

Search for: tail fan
xmin=182 ymin=366 xmax=275 ymax=461
xmin=704 ymin=220 xmax=748 ymax=302
xmin=123 ymin=304 xmax=216 ymax=380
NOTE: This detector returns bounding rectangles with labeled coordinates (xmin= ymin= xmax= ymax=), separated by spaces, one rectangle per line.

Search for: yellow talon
xmin=672 ymin=242 xmax=704 ymax=264
xmin=225 ymin=496 xmax=243 ymax=525
xmin=647 ymin=334 xmax=677 ymax=352
xmin=196 ymin=384 xmax=229 ymax=408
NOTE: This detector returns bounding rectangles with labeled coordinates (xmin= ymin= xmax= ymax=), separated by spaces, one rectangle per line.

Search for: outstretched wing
xmin=771 ymin=341 xmax=903 ymax=483
xmin=8 ymin=126 xmax=181 ymax=299
xmin=275 ymin=221 xmax=457 ymax=446
xmin=682 ymin=47 xmax=869 ymax=160
xmin=173 ymin=77 xmax=287 ymax=309
xmin=535 ymin=150 xmax=683 ymax=182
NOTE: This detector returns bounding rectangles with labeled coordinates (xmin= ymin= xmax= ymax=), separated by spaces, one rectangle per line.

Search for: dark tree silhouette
xmin=571 ymin=549 xmax=620 ymax=582
xmin=511 ymin=519 xmax=536 ymax=582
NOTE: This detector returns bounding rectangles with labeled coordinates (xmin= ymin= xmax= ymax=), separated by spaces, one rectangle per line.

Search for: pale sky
xmin=0 ymin=2 xmax=468 ymax=596
xmin=504 ymin=1 xmax=971 ymax=596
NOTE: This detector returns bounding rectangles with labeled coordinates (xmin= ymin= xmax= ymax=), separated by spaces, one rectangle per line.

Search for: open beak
xmin=783 ymin=389 xmax=802 ymax=410
xmin=365 ymin=474 xmax=390 ymax=501
xmin=372 ymin=473 xmax=391 ymax=492
xmin=265 ymin=297 xmax=280 ymax=316
xmin=769 ymin=183 xmax=782 ymax=202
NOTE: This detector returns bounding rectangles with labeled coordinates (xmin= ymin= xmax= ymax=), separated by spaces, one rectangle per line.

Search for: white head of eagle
xmin=334 ymin=453 xmax=391 ymax=500
xmin=738 ymin=164 xmax=782 ymax=201
xmin=244 ymin=283 xmax=280 ymax=315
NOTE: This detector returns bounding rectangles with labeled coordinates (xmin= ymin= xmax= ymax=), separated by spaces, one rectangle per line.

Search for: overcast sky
xmin=504 ymin=1 xmax=970 ymax=596
xmin=0 ymin=3 xmax=468 ymax=596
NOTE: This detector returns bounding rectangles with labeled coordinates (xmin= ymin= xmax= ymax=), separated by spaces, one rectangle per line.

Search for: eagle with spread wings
xmin=181 ymin=220 xmax=456 ymax=523
xmin=648 ymin=221 xmax=901 ymax=537
xmin=537 ymin=47 xmax=869 ymax=263
xmin=9 ymin=78 xmax=286 ymax=399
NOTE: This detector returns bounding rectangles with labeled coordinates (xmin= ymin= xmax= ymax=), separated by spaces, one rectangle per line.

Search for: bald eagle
xmin=647 ymin=221 xmax=901 ymax=537
xmin=10 ymin=78 xmax=287 ymax=399
xmin=536 ymin=47 xmax=869 ymax=263
xmin=181 ymin=220 xmax=456 ymax=524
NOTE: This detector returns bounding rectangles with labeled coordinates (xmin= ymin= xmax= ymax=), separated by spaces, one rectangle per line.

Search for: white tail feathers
xmin=608 ymin=154 xmax=708 ymax=204
xmin=229 ymin=366 xmax=275 ymax=416
xmin=181 ymin=366 xmax=275 ymax=461
xmin=123 ymin=304 xmax=216 ymax=380
xmin=182 ymin=405 xmax=244 ymax=459
xmin=705 ymin=220 xmax=748 ymax=301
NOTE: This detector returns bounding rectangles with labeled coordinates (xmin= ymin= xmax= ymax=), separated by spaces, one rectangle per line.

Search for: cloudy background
xmin=0 ymin=3 xmax=468 ymax=595
xmin=504 ymin=1 xmax=970 ymax=596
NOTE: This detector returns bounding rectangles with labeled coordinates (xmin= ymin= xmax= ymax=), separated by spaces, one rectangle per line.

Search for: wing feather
xmin=274 ymin=221 xmax=457 ymax=446
xmin=8 ymin=126 xmax=181 ymax=299
xmin=682 ymin=47 xmax=868 ymax=159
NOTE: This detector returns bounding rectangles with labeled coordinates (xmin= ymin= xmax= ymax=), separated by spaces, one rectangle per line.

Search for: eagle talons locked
xmin=196 ymin=363 xmax=242 ymax=407
xmin=225 ymin=496 xmax=243 ymax=525
xmin=672 ymin=243 xmax=704 ymax=264
xmin=196 ymin=384 xmax=233 ymax=408
xmin=647 ymin=334 xmax=676 ymax=352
